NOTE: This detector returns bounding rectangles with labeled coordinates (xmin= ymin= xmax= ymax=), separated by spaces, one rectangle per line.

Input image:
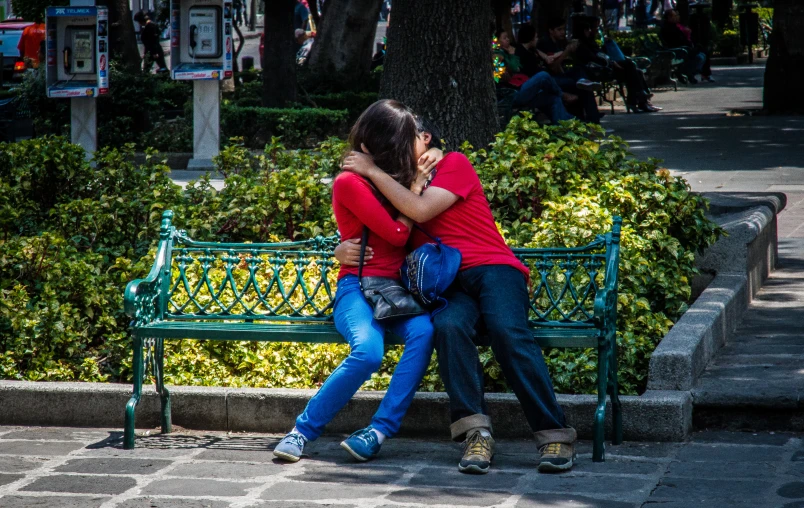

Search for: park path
xmin=604 ymin=64 xmax=804 ymax=430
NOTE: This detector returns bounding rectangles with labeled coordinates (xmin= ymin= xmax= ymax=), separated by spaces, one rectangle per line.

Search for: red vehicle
xmin=0 ymin=20 xmax=35 ymax=82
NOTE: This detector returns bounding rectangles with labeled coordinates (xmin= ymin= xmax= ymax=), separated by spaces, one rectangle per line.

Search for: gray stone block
xmin=0 ymin=456 xmax=48 ymax=473
xmin=298 ymin=464 xmax=406 ymax=485
xmin=0 ymin=473 xmax=23 ymax=487
xmin=168 ymin=461 xmax=283 ymax=479
xmin=0 ymin=440 xmax=85 ymax=457
xmin=0 ymin=495 xmax=110 ymax=508
xmin=20 ymin=474 xmax=137 ymax=494
xmin=409 ymin=467 xmax=524 ymax=490
xmin=516 ymin=493 xmax=638 ymax=507
xmin=649 ymin=477 xmax=775 ymax=504
xmin=116 ymin=498 xmax=230 ymax=508
xmin=386 ymin=487 xmax=510 ymax=506
xmin=139 ymin=478 xmax=261 ymax=497
xmin=54 ymin=457 xmax=173 ymax=475
xmin=260 ymin=481 xmax=391 ymax=501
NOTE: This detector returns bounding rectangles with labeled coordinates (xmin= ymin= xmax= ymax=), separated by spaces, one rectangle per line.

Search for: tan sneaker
xmin=458 ymin=429 xmax=495 ymax=474
xmin=535 ymin=428 xmax=577 ymax=473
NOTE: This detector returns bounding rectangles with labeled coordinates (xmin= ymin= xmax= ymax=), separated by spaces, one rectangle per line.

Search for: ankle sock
xmin=371 ymin=428 xmax=386 ymax=444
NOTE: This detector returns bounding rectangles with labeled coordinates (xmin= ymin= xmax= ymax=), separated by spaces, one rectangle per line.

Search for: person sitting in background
xmin=495 ymin=30 xmax=577 ymax=125
xmin=575 ymin=18 xmax=660 ymax=112
xmin=660 ymin=9 xmax=712 ymax=83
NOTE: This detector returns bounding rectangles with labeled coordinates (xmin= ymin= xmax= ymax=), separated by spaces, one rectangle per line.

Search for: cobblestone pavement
xmin=0 ymin=426 xmax=802 ymax=507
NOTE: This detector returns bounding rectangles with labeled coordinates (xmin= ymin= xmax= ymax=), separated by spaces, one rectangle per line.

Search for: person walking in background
xmin=134 ymin=11 xmax=168 ymax=73
xmin=17 ymin=19 xmax=46 ymax=69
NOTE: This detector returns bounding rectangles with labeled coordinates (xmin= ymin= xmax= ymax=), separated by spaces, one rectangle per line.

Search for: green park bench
xmin=123 ymin=210 xmax=623 ymax=461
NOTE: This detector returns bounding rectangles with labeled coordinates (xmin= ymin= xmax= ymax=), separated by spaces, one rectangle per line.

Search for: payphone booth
xmin=45 ymin=3 xmax=109 ymax=157
xmin=170 ymin=0 xmax=233 ymax=169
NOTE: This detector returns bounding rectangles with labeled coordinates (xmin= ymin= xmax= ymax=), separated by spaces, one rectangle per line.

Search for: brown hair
xmin=347 ymin=99 xmax=418 ymax=189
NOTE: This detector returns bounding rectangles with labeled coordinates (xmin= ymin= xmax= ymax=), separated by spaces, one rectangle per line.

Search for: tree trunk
xmin=764 ymin=0 xmax=804 ymax=113
xmin=263 ymin=0 xmax=297 ymax=107
xmin=306 ymin=0 xmax=382 ymax=89
xmin=100 ymin=0 xmax=141 ymax=69
xmin=381 ymin=0 xmax=498 ymax=149
xmin=493 ymin=0 xmax=513 ymax=37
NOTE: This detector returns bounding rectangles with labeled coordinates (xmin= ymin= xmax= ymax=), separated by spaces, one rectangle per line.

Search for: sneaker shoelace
xmin=464 ymin=432 xmax=491 ymax=458
xmin=284 ymin=432 xmax=306 ymax=448
xmin=354 ymin=429 xmax=378 ymax=448
xmin=540 ymin=443 xmax=563 ymax=455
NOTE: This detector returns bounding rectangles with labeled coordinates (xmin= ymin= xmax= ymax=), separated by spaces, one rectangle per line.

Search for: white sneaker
xmin=576 ymin=79 xmax=603 ymax=92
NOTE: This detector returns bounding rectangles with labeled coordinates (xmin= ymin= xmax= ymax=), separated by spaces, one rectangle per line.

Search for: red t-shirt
xmin=18 ymin=23 xmax=46 ymax=64
xmin=333 ymin=172 xmax=410 ymax=280
xmin=409 ymin=152 xmax=529 ymax=279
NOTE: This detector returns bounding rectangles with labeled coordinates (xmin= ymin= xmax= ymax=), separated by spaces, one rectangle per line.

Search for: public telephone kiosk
xmin=170 ymin=0 xmax=232 ymax=80
xmin=170 ymin=0 xmax=233 ymax=169
xmin=45 ymin=1 xmax=108 ymax=158
xmin=45 ymin=4 xmax=109 ymax=97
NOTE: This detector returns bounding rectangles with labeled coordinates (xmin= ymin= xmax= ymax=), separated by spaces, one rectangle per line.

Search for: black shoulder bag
xmin=358 ymin=226 xmax=425 ymax=321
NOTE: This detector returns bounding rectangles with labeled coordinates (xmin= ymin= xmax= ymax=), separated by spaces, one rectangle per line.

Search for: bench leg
xmin=124 ymin=336 xmax=144 ymax=450
xmin=154 ymin=339 xmax=172 ymax=435
xmin=593 ymin=344 xmax=609 ymax=462
xmin=608 ymin=335 xmax=623 ymax=445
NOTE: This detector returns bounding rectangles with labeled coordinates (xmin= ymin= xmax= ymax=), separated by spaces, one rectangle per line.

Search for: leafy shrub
xmin=220 ymin=106 xmax=348 ymax=148
xmin=0 ymin=118 xmax=720 ymax=395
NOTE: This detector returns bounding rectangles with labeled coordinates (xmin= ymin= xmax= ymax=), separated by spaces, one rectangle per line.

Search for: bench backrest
xmin=144 ymin=211 xmax=621 ymax=328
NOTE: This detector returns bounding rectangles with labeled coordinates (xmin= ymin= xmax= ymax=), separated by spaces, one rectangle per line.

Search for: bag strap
xmin=358 ymin=226 xmax=369 ymax=290
xmin=413 ymin=224 xmax=442 ymax=244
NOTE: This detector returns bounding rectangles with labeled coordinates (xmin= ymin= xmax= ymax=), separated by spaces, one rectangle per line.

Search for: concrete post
xmin=188 ymin=80 xmax=220 ymax=170
xmin=70 ymin=97 xmax=97 ymax=159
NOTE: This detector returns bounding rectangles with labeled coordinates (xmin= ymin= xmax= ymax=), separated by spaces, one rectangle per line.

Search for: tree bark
xmin=306 ymin=0 xmax=382 ymax=88
xmin=263 ymin=0 xmax=297 ymax=107
xmin=763 ymin=0 xmax=804 ymax=113
xmin=101 ymin=0 xmax=141 ymax=69
xmin=381 ymin=0 xmax=498 ymax=149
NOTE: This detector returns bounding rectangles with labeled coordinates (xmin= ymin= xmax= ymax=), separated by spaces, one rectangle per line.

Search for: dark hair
xmin=517 ymin=24 xmax=536 ymax=45
xmin=495 ymin=29 xmax=509 ymax=41
xmin=348 ymin=100 xmax=418 ymax=189
xmin=547 ymin=17 xmax=566 ymax=30
xmin=134 ymin=11 xmax=148 ymax=24
xmin=663 ymin=9 xmax=677 ymax=21
xmin=415 ymin=114 xmax=443 ymax=150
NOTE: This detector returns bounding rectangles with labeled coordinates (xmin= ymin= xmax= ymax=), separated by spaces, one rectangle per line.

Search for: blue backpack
xmin=400 ymin=226 xmax=462 ymax=318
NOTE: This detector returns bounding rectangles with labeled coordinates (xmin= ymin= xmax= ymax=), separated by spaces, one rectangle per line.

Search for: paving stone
xmin=20 ymin=474 xmax=137 ymax=495
xmin=778 ymin=482 xmax=804 ymax=499
xmin=665 ymin=459 xmax=778 ymax=479
xmin=675 ymin=443 xmax=784 ymax=462
xmin=649 ymin=477 xmax=774 ymax=504
xmin=792 ymin=451 xmax=804 ymax=462
xmin=571 ymin=458 xmax=662 ymax=476
xmin=524 ymin=475 xmax=654 ymax=501
xmin=0 ymin=473 xmax=24 ymax=486
xmin=597 ymin=442 xmax=682 ymax=459
xmin=409 ymin=466 xmax=523 ymax=490
xmin=0 ymin=456 xmax=48 ymax=473
xmin=139 ymin=478 xmax=261 ymax=497
xmin=193 ymin=449 xmax=278 ymax=463
xmin=260 ymin=480 xmax=391 ymax=500
xmin=0 ymin=428 xmax=112 ymax=442
xmin=78 ymin=446 xmax=196 ymax=458
xmin=782 ymin=502 xmax=804 ymax=508
xmin=516 ymin=493 xmax=638 ymax=507
xmin=0 ymin=495 xmax=109 ymax=507
xmin=386 ymin=487 xmax=510 ymax=507
xmin=116 ymin=498 xmax=230 ymax=508
xmin=298 ymin=464 xmax=406 ymax=485
xmin=55 ymin=457 xmax=173 ymax=475
xmin=0 ymin=440 xmax=85 ymax=456
xmin=255 ymin=503 xmax=356 ymax=508
xmin=692 ymin=430 xmax=795 ymax=446
xmin=169 ymin=461 xmax=283 ymax=479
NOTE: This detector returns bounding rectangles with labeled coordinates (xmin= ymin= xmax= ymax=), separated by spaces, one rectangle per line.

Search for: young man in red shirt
xmin=17 ymin=21 xmax=46 ymax=68
xmin=340 ymin=121 xmax=576 ymax=475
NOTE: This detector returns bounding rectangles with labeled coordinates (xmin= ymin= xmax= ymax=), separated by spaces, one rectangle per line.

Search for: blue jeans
xmin=433 ymin=265 xmax=567 ymax=440
xmin=513 ymin=71 xmax=575 ymax=124
xmin=295 ymin=275 xmax=434 ymax=440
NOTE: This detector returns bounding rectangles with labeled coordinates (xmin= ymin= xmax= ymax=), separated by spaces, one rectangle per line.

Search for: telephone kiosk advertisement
xmin=45 ymin=6 xmax=109 ymax=98
xmin=170 ymin=0 xmax=233 ymax=80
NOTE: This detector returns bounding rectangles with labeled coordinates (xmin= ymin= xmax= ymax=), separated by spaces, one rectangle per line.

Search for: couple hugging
xmin=272 ymin=99 xmax=576 ymax=474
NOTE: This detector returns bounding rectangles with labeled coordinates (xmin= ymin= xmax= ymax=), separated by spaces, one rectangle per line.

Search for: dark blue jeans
xmin=512 ymin=71 xmax=574 ymax=124
xmin=433 ymin=265 xmax=567 ymax=440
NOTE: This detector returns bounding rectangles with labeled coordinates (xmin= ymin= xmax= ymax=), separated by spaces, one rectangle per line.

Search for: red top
xmin=17 ymin=23 xmax=45 ymax=63
xmin=410 ymin=152 xmax=529 ymax=279
xmin=333 ymin=171 xmax=410 ymax=280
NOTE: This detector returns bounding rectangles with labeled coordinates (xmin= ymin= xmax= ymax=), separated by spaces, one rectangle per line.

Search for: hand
xmin=418 ymin=147 xmax=443 ymax=173
xmin=545 ymin=55 xmax=556 ymax=65
xmin=342 ymin=147 xmax=377 ymax=178
xmin=334 ymin=238 xmax=371 ymax=266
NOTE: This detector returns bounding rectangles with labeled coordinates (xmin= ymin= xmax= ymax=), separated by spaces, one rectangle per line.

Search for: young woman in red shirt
xmin=273 ymin=100 xmax=441 ymax=464
xmin=339 ymin=103 xmax=577 ymax=475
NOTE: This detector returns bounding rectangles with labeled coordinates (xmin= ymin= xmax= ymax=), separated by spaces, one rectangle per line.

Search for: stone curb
xmin=0 ymin=381 xmax=690 ymax=442
xmin=647 ymin=192 xmax=785 ymax=392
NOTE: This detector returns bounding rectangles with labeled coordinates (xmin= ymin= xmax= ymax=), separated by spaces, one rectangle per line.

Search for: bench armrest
xmin=593 ymin=288 xmax=617 ymax=331
xmin=124 ymin=211 xmax=174 ymax=325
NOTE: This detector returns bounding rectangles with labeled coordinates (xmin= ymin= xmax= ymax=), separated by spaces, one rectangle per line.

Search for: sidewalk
xmin=0 ymin=426 xmax=802 ymax=507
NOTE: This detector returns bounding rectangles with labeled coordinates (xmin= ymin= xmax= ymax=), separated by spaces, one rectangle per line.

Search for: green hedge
xmin=220 ymin=106 xmax=349 ymax=149
xmin=0 ymin=119 xmax=720 ymax=395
